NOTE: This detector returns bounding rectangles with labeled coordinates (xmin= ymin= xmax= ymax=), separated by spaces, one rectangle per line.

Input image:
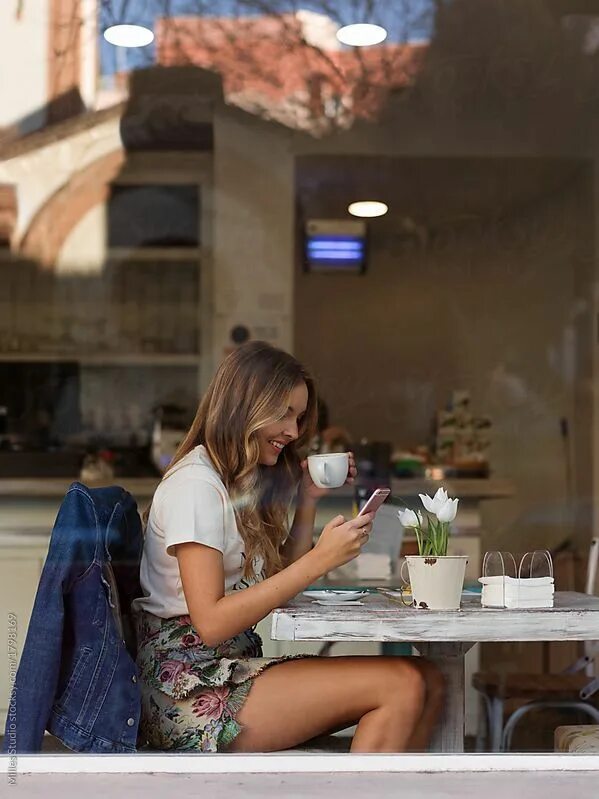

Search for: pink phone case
xmin=357 ymin=488 xmax=391 ymax=516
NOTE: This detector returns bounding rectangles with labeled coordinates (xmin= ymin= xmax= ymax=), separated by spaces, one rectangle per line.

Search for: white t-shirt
xmin=131 ymin=445 xmax=265 ymax=618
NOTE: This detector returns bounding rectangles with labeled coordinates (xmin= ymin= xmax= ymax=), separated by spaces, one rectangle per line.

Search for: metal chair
xmin=473 ymin=538 xmax=599 ymax=751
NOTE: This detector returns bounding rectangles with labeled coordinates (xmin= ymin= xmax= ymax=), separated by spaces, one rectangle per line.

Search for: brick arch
xmin=20 ymin=149 xmax=125 ymax=267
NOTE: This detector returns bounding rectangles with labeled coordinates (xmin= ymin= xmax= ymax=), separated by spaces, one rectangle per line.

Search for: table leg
xmin=412 ymin=642 xmax=474 ymax=753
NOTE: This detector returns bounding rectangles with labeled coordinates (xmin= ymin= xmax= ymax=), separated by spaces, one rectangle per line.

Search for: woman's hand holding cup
xmin=300 ymin=451 xmax=357 ymax=502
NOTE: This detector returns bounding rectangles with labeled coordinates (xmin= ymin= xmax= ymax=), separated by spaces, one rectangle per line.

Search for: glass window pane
xmin=108 ymin=184 xmax=200 ymax=247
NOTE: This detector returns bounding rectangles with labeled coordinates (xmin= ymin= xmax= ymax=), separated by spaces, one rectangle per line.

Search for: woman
xmin=131 ymin=341 xmax=444 ymax=753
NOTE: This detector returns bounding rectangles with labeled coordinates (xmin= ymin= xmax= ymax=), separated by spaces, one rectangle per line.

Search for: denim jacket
xmin=2 ymin=482 xmax=143 ymax=753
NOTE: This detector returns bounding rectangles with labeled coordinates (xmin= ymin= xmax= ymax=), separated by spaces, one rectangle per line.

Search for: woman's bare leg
xmin=293 ymin=656 xmax=445 ymax=751
xmin=226 ymin=655 xmax=443 ymax=753
xmin=405 ymin=657 xmax=446 ymax=751
xmin=316 ymin=657 xmax=445 ymax=751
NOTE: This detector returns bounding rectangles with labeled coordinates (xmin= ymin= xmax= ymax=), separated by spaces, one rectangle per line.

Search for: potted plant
xmin=398 ymin=488 xmax=468 ymax=610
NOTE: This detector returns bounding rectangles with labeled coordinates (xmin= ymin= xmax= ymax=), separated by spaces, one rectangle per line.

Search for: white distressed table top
xmin=271 ymin=591 xmax=599 ymax=643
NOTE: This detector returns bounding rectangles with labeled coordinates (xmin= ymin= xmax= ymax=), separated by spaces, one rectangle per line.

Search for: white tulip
xmin=436 ymin=497 xmax=459 ymax=523
xmin=419 ymin=487 xmax=448 ymax=515
xmin=398 ymin=508 xmax=423 ymax=528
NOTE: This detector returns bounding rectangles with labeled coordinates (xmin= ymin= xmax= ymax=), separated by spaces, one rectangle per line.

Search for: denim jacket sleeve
xmin=2 ymin=485 xmax=99 ymax=753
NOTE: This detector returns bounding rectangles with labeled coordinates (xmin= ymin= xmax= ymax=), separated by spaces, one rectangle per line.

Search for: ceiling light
xmin=348 ymin=201 xmax=388 ymax=218
xmin=336 ymin=23 xmax=387 ymax=47
xmin=103 ymin=24 xmax=154 ymax=48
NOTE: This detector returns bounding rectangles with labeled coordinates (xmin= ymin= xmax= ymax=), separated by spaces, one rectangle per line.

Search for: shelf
xmin=391 ymin=477 xmax=515 ymax=500
xmin=0 ymin=352 xmax=200 ymax=366
xmin=0 ymin=477 xmax=161 ymax=499
xmin=312 ymin=479 xmax=514 ymax=502
xmin=106 ymin=247 xmax=203 ymax=261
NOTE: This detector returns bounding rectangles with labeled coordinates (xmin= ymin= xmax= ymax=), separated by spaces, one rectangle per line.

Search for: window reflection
xmin=0 ymin=0 xmax=598 ymax=759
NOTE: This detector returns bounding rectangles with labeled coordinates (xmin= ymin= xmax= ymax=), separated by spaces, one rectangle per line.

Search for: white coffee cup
xmin=307 ymin=452 xmax=349 ymax=489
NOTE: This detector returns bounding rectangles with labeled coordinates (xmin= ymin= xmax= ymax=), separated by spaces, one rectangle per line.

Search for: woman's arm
xmin=176 ymin=541 xmax=326 ymax=647
xmin=280 ymin=490 xmax=317 ymax=566
xmin=280 ymin=452 xmax=357 ymax=566
xmin=175 ymin=510 xmax=372 ymax=647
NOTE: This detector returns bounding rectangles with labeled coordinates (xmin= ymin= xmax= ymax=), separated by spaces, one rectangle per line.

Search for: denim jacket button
xmin=131 ymin=675 xmax=137 ymax=683
xmin=127 ymin=718 xmax=135 ymax=727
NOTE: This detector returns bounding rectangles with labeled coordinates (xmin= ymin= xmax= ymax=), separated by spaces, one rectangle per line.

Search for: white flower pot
xmin=404 ymin=555 xmax=468 ymax=610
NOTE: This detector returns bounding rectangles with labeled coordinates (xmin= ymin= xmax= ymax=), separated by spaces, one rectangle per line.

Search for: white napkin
xmin=503 ymin=597 xmax=554 ymax=609
xmin=480 ymin=575 xmax=554 ymax=608
xmin=481 ymin=580 xmax=555 ymax=608
xmin=479 ymin=575 xmax=554 ymax=587
xmin=481 ymin=584 xmax=554 ymax=601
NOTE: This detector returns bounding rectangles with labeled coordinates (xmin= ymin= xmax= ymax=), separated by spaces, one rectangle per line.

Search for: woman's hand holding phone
xmin=356 ymin=488 xmax=391 ymax=518
xmin=313 ymin=512 xmax=375 ymax=574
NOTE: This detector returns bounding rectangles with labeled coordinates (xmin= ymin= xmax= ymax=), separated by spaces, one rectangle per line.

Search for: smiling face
xmin=256 ymin=381 xmax=309 ymax=466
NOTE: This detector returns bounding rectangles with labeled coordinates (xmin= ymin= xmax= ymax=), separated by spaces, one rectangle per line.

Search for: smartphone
xmin=356 ymin=488 xmax=391 ymax=517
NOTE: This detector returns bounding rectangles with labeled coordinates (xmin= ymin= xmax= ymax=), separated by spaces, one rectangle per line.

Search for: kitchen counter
xmin=0 ymin=476 xmax=515 ymax=541
xmin=390 ymin=477 xmax=514 ymax=500
xmin=0 ymin=476 xmax=514 ymax=499
xmin=0 ymin=478 xmax=160 ymax=535
xmin=0 ymin=477 xmax=161 ymax=498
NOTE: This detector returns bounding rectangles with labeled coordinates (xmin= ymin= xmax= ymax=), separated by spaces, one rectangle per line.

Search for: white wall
xmin=0 ymin=115 xmax=121 ymax=241
xmin=79 ymin=0 xmax=98 ymax=109
xmin=211 ymin=108 xmax=295 ymax=373
xmin=0 ymin=0 xmax=49 ymax=133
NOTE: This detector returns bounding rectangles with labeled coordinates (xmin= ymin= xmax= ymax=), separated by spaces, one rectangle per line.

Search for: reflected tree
xmin=97 ymin=0 xmax=435 ymax=134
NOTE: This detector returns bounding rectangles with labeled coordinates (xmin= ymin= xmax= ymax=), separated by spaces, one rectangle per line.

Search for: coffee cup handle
xmin=399 ymin=560 xmax=412 ymax=607
xmin=311 ymin=459 xmax=329 ymax=487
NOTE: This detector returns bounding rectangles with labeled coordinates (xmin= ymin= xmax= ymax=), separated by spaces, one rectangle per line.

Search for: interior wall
xmin=211 ymin=108 xmax=295 ymax=371
xmin=294 ymin=160 xmax=594 ymax=556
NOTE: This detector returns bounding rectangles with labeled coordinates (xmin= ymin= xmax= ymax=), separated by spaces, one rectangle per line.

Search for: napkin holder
xmin=479 ymin=549 xmax=555 ymax=608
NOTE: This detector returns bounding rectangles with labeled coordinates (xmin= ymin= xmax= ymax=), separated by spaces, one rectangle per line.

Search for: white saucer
xmin=313 ymin=599 xmax=364 ymax=606
xmin=303 ymin=590 xmax=368 ymax=602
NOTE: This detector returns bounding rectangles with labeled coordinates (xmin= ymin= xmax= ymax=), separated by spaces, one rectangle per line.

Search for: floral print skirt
xmin=134 ymin=609 xmax=314 ymax=753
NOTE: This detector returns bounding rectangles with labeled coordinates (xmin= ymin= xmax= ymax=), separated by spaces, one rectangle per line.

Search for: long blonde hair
xmin=148 ymin=341 xmax=318 ymax=579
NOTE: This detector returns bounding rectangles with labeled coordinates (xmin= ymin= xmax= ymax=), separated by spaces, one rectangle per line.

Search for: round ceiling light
xmin=336 ymin=23 xmax=388 ymax=47
xmin=348 ymin=201 xmax=388 ymax=218
xmin=103 ymin=24 xmax=154 ymax=47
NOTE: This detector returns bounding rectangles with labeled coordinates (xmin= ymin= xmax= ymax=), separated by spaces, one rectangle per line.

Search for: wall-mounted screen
xmin=304 ymin=219 xmax=367 ymax=273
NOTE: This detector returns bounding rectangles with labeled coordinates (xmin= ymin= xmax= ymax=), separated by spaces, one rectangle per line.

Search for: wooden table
xmin=271 ymin=591 xmax=599 ymax=752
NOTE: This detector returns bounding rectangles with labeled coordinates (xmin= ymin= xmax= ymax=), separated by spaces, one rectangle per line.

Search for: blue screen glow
xmin=305 ymin=234 xmax=365 ymax=271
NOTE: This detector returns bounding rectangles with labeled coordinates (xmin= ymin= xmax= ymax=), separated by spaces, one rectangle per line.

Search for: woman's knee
xmin=413 ymin=657 xmax=445 ymax=702
xmin=377 ymin=658 xmax=427 ymax=714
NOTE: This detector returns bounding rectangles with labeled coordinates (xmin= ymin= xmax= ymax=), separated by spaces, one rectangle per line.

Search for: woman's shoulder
xmin=155 ymin=446 xmax=228 ymax=501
